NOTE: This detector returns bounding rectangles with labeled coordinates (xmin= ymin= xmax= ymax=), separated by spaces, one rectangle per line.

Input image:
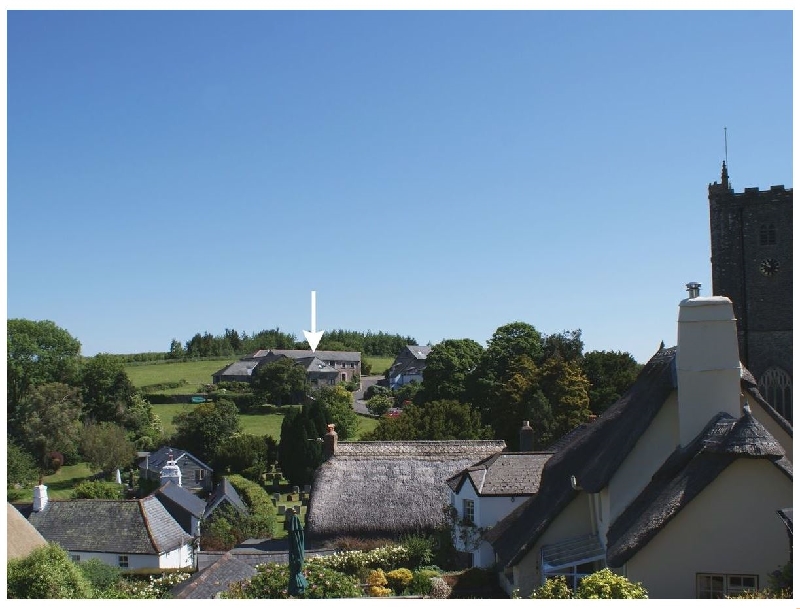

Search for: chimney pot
xmin=519 ymin=420 xmax=534 ymax=452
xmin=686 ymin=282 xmax=701 ymax=299
xmin=323 ymin=424 xmax=338 ymax=460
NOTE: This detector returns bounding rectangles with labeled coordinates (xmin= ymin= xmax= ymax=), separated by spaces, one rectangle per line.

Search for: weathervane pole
xmin=724 ymin=127 xmax=728 ymax=166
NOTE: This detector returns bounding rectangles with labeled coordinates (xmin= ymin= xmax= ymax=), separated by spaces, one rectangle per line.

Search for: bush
xmin=386 ymin=568 xmax=413 ymax=594
xmin=72 ymin=480 xmax=126 ymax=500
xmin=8 ymin=543 xmax=93 ymax=598
xmin=7 ymin=440 xmax=39 ymax=487
xmin=409 ymin=569 xmax=438 ymax=595
xmin=575 ymin=569 xmax=648 ymax=599
xmin=223 ymin=561 xmax=361 ymax=599
xmin=430 ymin=576 xmax=452 ymax=599
xmin=78 ymin=559 xmax=121 ymax=592
xmin=330 ymin=536 xmax=396 ymax=552
xmin=308 ymin=544 xmax=411 ymax=576
xmin=530 ymin=576 xmax=572 ymax=599
xmin=367 ymin=568 xmax=392 ymax=596
xmin=366 ymin=394 xmax=394 ymax=417
xmin=400 ymin=533 xmax=435 ymax=569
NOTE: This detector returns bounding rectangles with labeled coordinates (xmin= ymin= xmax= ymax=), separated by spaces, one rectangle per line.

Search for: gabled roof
xmin=388 ymin=345 xmax=432 ymax=380
xmin=256 ymin=349 xmax=361 ymax=362
xmin=139 ymin=446 xmax=213 ymax=475
xmin=293 ymin=356 xmax=338 ymax=374
xmin=405 ymin=345 xmax=432 ymax=360
xmin=487 ymin=345 xmax=678 ymax=567
xmin=154 ymin=481 xmax=206 ymax=518
xmin=7 ymin=503 xmax=47 ymax=560
xmin=213 ymin=359 xmax=261 ymax=378
xmin=171 ymin=552 xmax=257 ymax=599
xmin=446 ymin=452 xmax=552 ymax=496
xmin=27 ymin=496 xmax=190 ymax=555
xmin=306 ymin=440 xmax=506 ymax=539
xmin=205 ymin=478 xmax=248 ymax=519
xmin=606 ymin=411 xmax=792 ymax=567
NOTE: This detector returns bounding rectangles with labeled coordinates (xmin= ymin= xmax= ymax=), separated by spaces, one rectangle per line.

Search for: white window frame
xmin=697 ymin=573 xmax=757 ymax=598
xmin=462 ymin=499 xmax=475 ymax=525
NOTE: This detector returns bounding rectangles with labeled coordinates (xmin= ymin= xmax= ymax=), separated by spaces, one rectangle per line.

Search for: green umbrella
xmin=288 ymin=509 xmax=308 ymax=596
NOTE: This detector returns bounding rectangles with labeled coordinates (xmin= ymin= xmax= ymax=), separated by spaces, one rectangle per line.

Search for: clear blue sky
xmin=7 ymin=10 xmax=793 ymax=363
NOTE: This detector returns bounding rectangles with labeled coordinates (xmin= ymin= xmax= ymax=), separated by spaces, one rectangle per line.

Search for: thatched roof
xmin=7 ymin=503 xmax=47 ymax=560
xmin=606 ymin=411 xmax=792 ymax=567
xmin=487 ymin=345 xmax=677 ymax=567
xmin=446 ymin=452 xmax=552 ymax=496
xmin=306 ymin=440 xmax=506 ymax=539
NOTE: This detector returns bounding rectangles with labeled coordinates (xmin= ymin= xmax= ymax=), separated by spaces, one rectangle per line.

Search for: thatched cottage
xmin=305 ymin=438 xmax=506 ymax=540
xmin=484 ymin=287 xmax=792 ymax=598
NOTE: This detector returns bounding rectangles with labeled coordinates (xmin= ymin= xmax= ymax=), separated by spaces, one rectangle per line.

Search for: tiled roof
xmin=139 ymin=446 xmax=213 ymax=475
xmin=172 ymin=552 xmax=257 ymax=599
xmin=262 ymin=349 xmax=361 ymax=361
xmin=447 ymin=452 xmax=552 ymax=496
xmin=213 ymin=360 xmax=260 ymax=378
xmin=154 ymin=481 xmax=206 ymax=518
xmin=28 ymin=497 xmax=190 ymax=554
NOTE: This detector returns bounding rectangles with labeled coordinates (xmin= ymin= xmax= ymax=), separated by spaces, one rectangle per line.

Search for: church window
xmin=759 ymin=224 xmax=776 ymax=245
xmin=758 ymin=367 xmax=792 ymax=423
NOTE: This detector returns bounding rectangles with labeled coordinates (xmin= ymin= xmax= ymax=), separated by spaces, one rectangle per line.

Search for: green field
xmin=125 ymin=358 xmax=234 ymax=392
xmin=364 ymin=356 xmax=393 ymax=375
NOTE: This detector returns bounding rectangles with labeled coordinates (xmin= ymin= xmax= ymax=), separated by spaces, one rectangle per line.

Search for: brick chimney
xmin=676 ymin=284 xmax=741 ymax=446
xmin=519 ymin=420 xmax=534 ymax=451
xmin=323 ymin=424 xmax=338 ymax=460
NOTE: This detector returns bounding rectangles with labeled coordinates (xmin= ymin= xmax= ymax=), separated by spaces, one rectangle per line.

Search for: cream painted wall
xmin=513 ymin=493 xmax=594 ymax=597
xmin=67 ymin=546 xmax=193 ymax=571
xmin=606 ymin=393 xmax=679 ymax=530
xmin=451 ymin=479 xmax=521 ymax=559
xmin=624 ymin=459 xmax=792 ymax=599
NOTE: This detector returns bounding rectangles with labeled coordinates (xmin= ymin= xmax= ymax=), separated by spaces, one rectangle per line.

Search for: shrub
xmin=367 ymin=568 xmax=392 ymax=596
xmin=72 ymin=480 xmax=126 ymax=500
xmin=400 ymin=533 xmax=435 ymax=569
xmin=7 ymin=543 xmax=93 ymax=599
xmin=308 ymin=544 xmax=411 ymax=576
xmin=223 ymin=561 xmax=361 ymax=599
xmin=530 ymin=576 xmax=572 ymax=599
xmin=96 ymin=571 xmax=192 ymax=599
xmin=78 ymin=559 xmax=121 ymax=592
xmin=409 ymin=569 xmax=438 ymax=595
xmin=575 ymin=568 xmax=648 ymax=599
xmin=386 ymin=568 xmax=413 ymax=594
xmin=430 ymin=576 xmax=452 ymax=599
xmin=330 ymin=536 xmax=396 ymax=552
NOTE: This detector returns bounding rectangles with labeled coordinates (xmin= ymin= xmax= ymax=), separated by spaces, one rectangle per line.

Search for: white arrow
xmin=303 ymin=290 xmax=324 ymax=352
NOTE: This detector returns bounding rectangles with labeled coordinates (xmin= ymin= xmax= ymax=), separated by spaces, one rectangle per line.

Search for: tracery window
xmin=759 ymin=367 xmax=792 ymax=423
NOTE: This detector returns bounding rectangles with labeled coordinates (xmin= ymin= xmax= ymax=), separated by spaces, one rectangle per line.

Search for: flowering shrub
xmin=367 ymin=569 xmax=392 ymax=596
xmin=223 ymin=561 xmax=361 ymax=599
xmin=430 ymin=576 xmax=451 ymax=599
xmin=96 ymin=571 xmax=192 ymax=599
xmin=530 ymin=576 xmax=572 ymax=599
xmin=386 ymin=568 xmax=413 ymax=593
xmin=308 ymin=544 xmax=410 ymax=575
xmin=530 ymin=570 xmax=648 ymax=599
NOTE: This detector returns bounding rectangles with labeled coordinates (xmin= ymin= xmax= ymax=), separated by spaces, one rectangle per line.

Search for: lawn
xmin=8 ymin=462 xmax=97 ymax=503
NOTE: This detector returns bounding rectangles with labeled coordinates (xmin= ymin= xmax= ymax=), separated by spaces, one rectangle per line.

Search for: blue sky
xmin=6 ymin=10 xmax=793 ymax=363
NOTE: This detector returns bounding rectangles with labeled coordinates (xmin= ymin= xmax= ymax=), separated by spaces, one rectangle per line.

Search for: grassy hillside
xmin=125 ymin=358 xmax=234 ymax=392
xmin=364 ymin=356 xmax=393 ymax=376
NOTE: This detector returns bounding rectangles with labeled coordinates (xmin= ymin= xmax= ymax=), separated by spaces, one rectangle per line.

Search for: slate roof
xmin=171 ymin=552 xmax=257 ymax=599
xmin=446 ymin=452 xmax=553 ymax=496
xmin=213 ymin=359 xmax=261 ymax=378
xmin=154 ymin=481 xmax=206 ymax=518
xmin=27 ymin=496 xmax=190 ymax=555
xmin=253 ymin=349 xmax=361 ymax=362
xmin=7 ymin=503 xmax=47 ymax=560
xmin=406 ymin=345 xmax=432 ymax=360
xmin=606 ymin=411 xmax=792 ymax=567
xmin=205 ymin=478 xmax=248 ymax=519
xmin=486 ymin=345 xmax=678 ymax=567
xmin=306 ymin=440 xmax=506 ymax=539
xmin=139 ymin=446 xmax=213 ymax=475
xmin=294 ymin=356 xmax=339 ymax=374
xmin=388 ymin=345 xmax=432 ymax=380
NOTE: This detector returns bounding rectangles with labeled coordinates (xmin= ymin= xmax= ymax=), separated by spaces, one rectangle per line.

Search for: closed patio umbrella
xmin=288 ymin=509 xmax=308 ymax=596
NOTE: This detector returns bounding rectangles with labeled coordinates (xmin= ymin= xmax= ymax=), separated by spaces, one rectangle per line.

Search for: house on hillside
xmin=305 ymin=430 xmax=506 ymax=541
xmin=388 ymin=345 xmax=431 ymax=389
xmin=139 ymin=447 xmax=214 ymax=493
xmin=212 ymin=349 xmax=360 ymax=386
xmin=446 ymin=422 xmax=552 ymax=568
xmin=484 ymin=286 xmax=792 ymax=599
xmin=19 ymin=484 xmax=195 ymax=570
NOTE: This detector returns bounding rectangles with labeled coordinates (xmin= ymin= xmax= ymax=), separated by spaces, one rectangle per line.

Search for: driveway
xmin=353 ymin=375 xmax=383 ymax=415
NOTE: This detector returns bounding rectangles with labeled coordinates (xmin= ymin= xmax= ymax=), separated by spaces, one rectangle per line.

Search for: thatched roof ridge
xmin=7 ymin=503 xmax=47 ymax=560
xmin=306 ymin=440 xmax=505 ymax=540
xmin=606 ymin=411 xmax=792 ymax=567
xmin=488 ymin=345 xmax=676 ymax=567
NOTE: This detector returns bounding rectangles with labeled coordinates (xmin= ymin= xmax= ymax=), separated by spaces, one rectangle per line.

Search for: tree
xmin=363 ymin=400 xmax=492 ymax=441
xmin=314 ymin=385 xmax=359 ymax=440
xmin=366 ymin=393 xmax=394 ymax=417
xmin=252 ymin=358 xmax=308 ymax=405
xmin=212 ymin=433 xmax=277 ymax=480
xmin=7 ymin=319 xmax=81 ymax=427
xmin=172 ymin=398 xmax=242 ymax=462
xmin=495 ymin=355 xmax=556 ymax=450
xmin=119 ymin=393 xmax=163 ymax=450
xmin=542 ymin=329 xmax=584 ymax=363
xmin=7 ymin=543 xmax=94 ymax=599
xmin=18 ymin=382 xmax=84 ymax=468
xmin=539 ymin=356 xmax=593 ymax=442
xmin=581 ymin=350 xmax=641 ymax=415
xmin=421 ymin=339 xmax=484 ymax=403
xmin=167 ymin=339 xmax=185 ymax=359
xmin=278 ymin=404 xmax=325 ymax=486
xmin=7 ymin=440 xmax=39 ymax=487
xmin=79 ymin=354 xmax=137 ymax=424
xmin=80 ymin=422 xmax=137 ymax=473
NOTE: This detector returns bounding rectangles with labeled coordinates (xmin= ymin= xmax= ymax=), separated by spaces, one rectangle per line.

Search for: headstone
xmin=292 ymin=486 xmax=300 ymax=495
xmin=303 ymin=484 xmax=311 ymax=493
xmin=278 ymin=505 xmax=286 ymax=515
xmin=301 ymin=498 xmax=309 ymax=507
xmin=273 ymin=493 xmax=281 ymax=503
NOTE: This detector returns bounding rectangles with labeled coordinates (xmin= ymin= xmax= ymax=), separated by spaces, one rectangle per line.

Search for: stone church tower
xmin=708 ymin=162 xmax=792 ymax=422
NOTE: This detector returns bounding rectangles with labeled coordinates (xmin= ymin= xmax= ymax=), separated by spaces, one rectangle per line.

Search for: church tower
xmin=708 ymin=162 xmax=793 ymax=422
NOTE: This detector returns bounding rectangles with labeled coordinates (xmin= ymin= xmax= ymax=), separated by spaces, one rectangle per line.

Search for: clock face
xmin=760 ymin=258 xmax=780 ymax=276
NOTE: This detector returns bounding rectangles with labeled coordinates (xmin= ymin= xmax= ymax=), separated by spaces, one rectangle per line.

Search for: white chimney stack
xmin=160 ymin=452 xmax=182 ymax=487
xmin=33 ymin=482 xmax=48 ymax=512
xmin=676 ymin=288 xmax=741 ymax=446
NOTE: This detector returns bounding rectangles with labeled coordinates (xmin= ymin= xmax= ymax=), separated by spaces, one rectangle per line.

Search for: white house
xmin=25 ymin=485 xmax=195 ymax=571
xmin=485 ymin=286 xmax=792 ymax=598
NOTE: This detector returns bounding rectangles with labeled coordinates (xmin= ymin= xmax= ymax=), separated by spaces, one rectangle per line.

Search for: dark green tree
xmin=212 ymin=433 xmax=277 ymax=480
xmin=539 ymin=355 xmax=593 ymax=441
xmin=278 ymin=404 xmax=325 ymax=486
xmin=7 ymin=440 xmax=39 ymax=487
xmin=542 ymin=329 xmax=584 ymax=363
xmin=494 ymin=355 xmax=556 ymax=450
xmin=80 ymin=422 xmax=137 ymax=473
xmin=581 ymin=350 xmax=641 ymax=415
xmin=7 ymin=319 xmax=81 ymax=429
xmin=252 ymin=357 xmax=308 ymax=405
xmin=18 ymin=382 xmax=84 ymax=468
xmin=168 ymin=339 xmax=185 ymax=359
xmin=314 ymin=385 xmax=358 ymax=440
xmin=363 ymin=400 xmax=492 ymax=441
xmin=421 ymin=338 xmax=484 ymax=402
xmin=79 ymin=354 xmax=137 ymax=424
xmin=172 ymin=398 xmax=242 ymax=462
